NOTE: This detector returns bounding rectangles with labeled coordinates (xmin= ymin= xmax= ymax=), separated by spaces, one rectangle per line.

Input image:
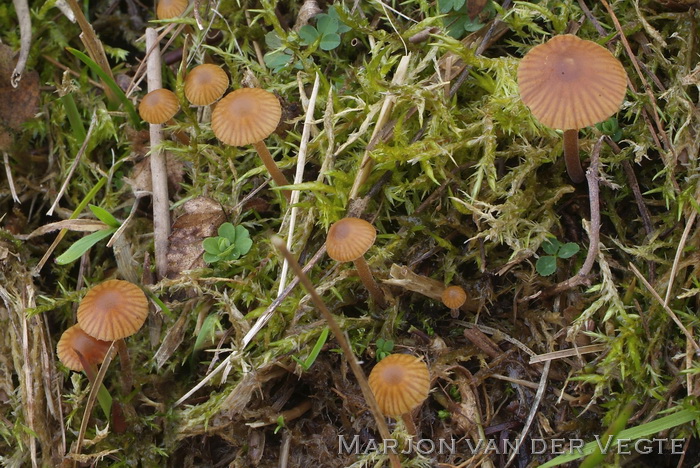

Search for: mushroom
xmin=517 ymin=34 xmax=627 ymax=183
xmin=368 ymin=353 xmax=430 ymax=436
xmin=139 ymin=88 xmax=180 ymax=125
xmin=184 ymin=64 xmax=229 ymax=106
xmin=211 ymin=88 xmax=291 ymax=201
xmin=77 ymin=279 xmax=149 ymax=392
xmin=441 ymin=285 xmax=467 ymax=318
xmin=156 ymin=0 xmax=188 ymax=19
xmin=139 ymin=88 xmax=189 ymax=145
xmin=57 ymin=324 xmax=111 ymax=381
xmin=326 ymin=217 xmax=387 ymax=308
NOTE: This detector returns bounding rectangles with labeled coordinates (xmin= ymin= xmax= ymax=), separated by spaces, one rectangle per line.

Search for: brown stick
xmin=353 ymin=256 xmax=386 ymax=308
xmin=563 ymin=129 xmax=585 ymax=183
xmin=252 ymin=141 xmax=291 ymax=201
xmin=270 ymin=237 xmax=401 ymax=468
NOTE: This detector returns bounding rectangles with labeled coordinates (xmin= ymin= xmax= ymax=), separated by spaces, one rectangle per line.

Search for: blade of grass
xmin=539 ymin=408 xmax=698 ymax=467
xmin=66 ymin=47 xmax=140 ymax=127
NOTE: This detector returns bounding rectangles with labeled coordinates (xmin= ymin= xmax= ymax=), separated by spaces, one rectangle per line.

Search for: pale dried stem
xmin=353 ymin=256 xmax=386 ymax=308
xmin=146 ymin=28 xmax=171 ymax=280
xmin=252 ymin=140 xmax=291 ymax=201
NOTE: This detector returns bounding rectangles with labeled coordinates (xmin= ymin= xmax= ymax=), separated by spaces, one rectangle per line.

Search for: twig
xmin=71 ymin=343 xmax=116 ymax=468
xmin=11 ymin=0 xmax=31 ymax=87
xmin=177 ymin=245 xmax=328 ymax=406
xmin=628 ymin=262 xmax=700 ymax=354
xmin=348 ymin=54 xmax=411 ymax=199
xmin=504 ymin=360 xmax=550 ymax=468
xmin=47 ymin=110 xmax=98 ymax=216
xmin=3 ymin=152 xmax=20 ymax=203
xmin=600 ymin=0 xmax=676 ymax=164
xmin=270 ymin=236 xmax=401 ymax=468
xmin=277 ymin=73 xmax=320 ymax=296
xmin=529 ymin=344 xmax=607 ymax=364
xmin=535 ymin=137 xmax=605 ymax=299
xmin=145 ymin=28 xmax=171 ymax=280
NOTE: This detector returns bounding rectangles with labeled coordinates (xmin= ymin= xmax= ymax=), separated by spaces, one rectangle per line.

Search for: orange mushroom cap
xmin=77 ymin=280 xmax=149 ymax=341
xmin=57 ymin=324 xmax=111 ymax=372
xmin=184 ymin=64 xmax=229 ymax=106
xmin=368 ymin=353 xmax=430 ymax=416
xmin=139 ymin=88 xmax=180 ymax=124
xmin=517 ymin=35 xmax=627 ymax=130
xmin=211 ymin=88 xmax=281 ymax=146
xmin=326 ymin=218 xmax=377 ymax=262
xmin=441 ymin=285 xmax=467 ymax=309
xmin=156 ymin=0 xmax=188 ymax=19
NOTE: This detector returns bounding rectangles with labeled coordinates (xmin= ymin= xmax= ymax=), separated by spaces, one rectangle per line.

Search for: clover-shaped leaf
xmin=202 ymin=223 xmax=253 ymax=264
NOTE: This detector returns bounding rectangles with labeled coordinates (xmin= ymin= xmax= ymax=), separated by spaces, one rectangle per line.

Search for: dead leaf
xmin=126 ymin=153 xmax=184 ymax=194
xmin=166 ymin=197 xmax=226 ymax=279
xmin=0 ymin=43 xmax=39 ymax=150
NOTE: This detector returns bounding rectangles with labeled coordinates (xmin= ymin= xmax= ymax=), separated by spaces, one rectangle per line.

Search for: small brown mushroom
xmin=77 ymin=280 xmax=149 ymax=392
xmin=139 ymin=88 xmax=180 ymax=125
xmin=211 ymin=88 xmax=291 ymax=201
xmin=326 ymin=217 xmax=386 ymax=308
xmin=57 ymin=324 xmax=111 ymax=381
xmin=441 ymin=285 xmax=467 ymax=318
xmin=156 ymin=0 xmax=188 ymax=19
xmin=184 ymin=64 xmax=229 ymax=106
xmin=518 ymin=35 xmax=627 ymax=183
xmin=368 ymin=353 xmax=430 ymax=435
xmin=139 ymin=88 xmax=189 ymax=145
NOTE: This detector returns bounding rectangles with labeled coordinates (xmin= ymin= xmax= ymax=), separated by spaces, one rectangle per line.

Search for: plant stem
xmin=252 ymin=140 xmax=291 ymax=201
xmin=563 ymin=129 xmax=584 ymax=183
xmin=146 ymin=27 xmax=170 ymax=280
xmin=115 ymin=338 xmax=133 ymax=393
xmin=353 ymin=256 xmax=386 ymax=308
xmin=270 ymin=236 xmax=401 ymax=468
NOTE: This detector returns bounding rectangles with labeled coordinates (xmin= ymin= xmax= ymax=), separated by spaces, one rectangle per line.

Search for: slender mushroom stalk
xmin=326 ymin=217 xmax=387 ymax=308
xmin=562 ymin=129 xmax=584 ymax=184
xmin=517 ymin=35 xmax=627 ymax=184
xmin=368 ymin=353 xmax=431 ymax=438
xmin=77 ymin=280 xmax=149 ymax=394
xmin=212 ymin=88 xmax=291 ymax=201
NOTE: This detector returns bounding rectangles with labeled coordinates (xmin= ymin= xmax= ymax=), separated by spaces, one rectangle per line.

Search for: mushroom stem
xmin=353 ymin=256 xmax=387 ymax=308
xmin=252 ymin=140 xmax=292 ymax=201
xmin=563 ymin=129 xmax=585 ymax=184
xmin=115 ymin=339 xmax=133 ymax=393
xmin=166 ymin=118 xmax=190 ymax=146
xmin=401 ymin=412 xmax=418 ymax=437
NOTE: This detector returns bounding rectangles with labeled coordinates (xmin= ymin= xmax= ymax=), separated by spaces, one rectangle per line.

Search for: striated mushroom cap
xmin=211 ymin=88 xmax=281 ymax=146
xmin=326 ymin=218 xmax=377 ymax=263
xmin=441 ymin=285 xmax=467 ymax=309
xmin=77 ymin=280 xmax=149 ymax=341
xmin=57 ymin=324 xmax=111 ymax=372
xmin=184 ymin=64 xmax=229 ymax=106
xmin=139 ymin=88 xmax=180 ymax=124
xmin=368 ymin=353 xmax=430 ymax=416
xmin=156 ymin=0 xmax=188 ymax=19
xmin=517 ymin=34 xmax=627 ymax=130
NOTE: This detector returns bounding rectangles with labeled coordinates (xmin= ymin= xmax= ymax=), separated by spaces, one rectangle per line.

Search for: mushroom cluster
xmin=57 ymin=280 xmax=149 ymax=390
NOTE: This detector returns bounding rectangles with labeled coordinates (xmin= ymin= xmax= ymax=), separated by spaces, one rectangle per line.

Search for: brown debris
xmin=0 ymin=43 xmax=39 ymax=150
xmin=165 ymin=197 xmax=226 ymax=279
